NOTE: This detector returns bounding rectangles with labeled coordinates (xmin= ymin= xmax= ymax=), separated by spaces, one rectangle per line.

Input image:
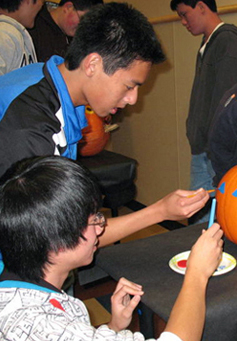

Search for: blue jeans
xmin=189 ymin=153 xmax=215 ymax=224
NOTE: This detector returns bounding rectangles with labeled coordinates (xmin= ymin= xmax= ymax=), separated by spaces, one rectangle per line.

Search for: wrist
xmin=107 ymin=321 xmax=120 ymax=333
xmin=184 ymin=268 xmax=209 ymax=288
xmin=149 ymin=199 xmax=165 ymax=222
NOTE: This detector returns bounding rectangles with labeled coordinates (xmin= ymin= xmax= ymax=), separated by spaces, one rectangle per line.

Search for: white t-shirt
xmin=0 ymin=286 xmax=182 ymax=341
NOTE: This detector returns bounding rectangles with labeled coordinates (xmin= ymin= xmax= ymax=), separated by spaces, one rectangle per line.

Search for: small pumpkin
xmin=78 ymin=106 xmax=110 ymax=157
xmin=216 ymin=165 xmax=237 ymax=244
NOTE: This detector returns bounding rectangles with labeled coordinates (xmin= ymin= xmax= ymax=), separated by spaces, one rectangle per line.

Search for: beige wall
xmin=106 ymin=0 xmax=237 ymax=206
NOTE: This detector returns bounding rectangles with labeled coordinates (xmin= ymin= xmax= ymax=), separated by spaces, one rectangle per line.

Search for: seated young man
xmin=0 ymin=156 xmax=223 ymax=340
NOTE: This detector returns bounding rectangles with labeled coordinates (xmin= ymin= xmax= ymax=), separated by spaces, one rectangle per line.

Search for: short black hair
xmin=0 ymin=156 xmax=101 ymax=282
xmin=65 ymin=2 xmax=165 ymax=74
xmin=59 ymin=0 xmax=103 ymax=11
xmin=0 ymin=0 xmax=37 ymax=12
xmin=170 ymin=0 xmax=217 ymax=12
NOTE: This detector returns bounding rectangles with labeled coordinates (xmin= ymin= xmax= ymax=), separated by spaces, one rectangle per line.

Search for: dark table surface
xmin=95 ymin=224 xmax=237 ymax=341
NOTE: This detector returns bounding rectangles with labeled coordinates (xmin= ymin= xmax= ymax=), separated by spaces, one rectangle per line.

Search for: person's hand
xmin=186 ymin=223 xmax=224 ymax=280
xmin=157 ymin=188 xmax=209 ymax=221
xmin=107 ymin=277 xmax=144 ymax=332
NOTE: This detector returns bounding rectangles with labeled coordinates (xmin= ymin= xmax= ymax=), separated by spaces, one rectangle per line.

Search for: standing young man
xmin=170 ymin=0 xmax=237 ymax=222
xmin=0 ymin=155 xmax=223 ymax=341
xmin=0 ymin=0 xmax=43 ymax=75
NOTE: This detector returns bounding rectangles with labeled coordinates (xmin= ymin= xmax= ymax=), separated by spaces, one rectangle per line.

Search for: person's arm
xmin=0 ymin=29 xmax=18 ymax=75
xmin=100 ymin=225 xmax=222 ymax=340
xmin=99 ymin=188 xmax=209 ymax=247
xmin=208 ymin=96 xmax=237 ymax=186
xmin=206 ymin=31 xmax=237 ymax=133
xmin=164 ymin=223 xmax=223 ymax=341
xmin=0 ymin=93 xmax=59 ymax=178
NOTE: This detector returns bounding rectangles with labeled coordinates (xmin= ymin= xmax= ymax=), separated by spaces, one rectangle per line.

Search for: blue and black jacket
xmin=0 ymin=55 xmax=87 ymax=178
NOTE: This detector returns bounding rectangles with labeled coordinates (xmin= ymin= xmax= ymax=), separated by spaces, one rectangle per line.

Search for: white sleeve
xmin=95 ymin=325 xmax=182 ymax=341
xmin=0 ymin=31 xmax=13 ymax=75
xmin=0 ymin=26 xmax=23 ymax=75
xmin=156 ymin=331 xmax=182 ymax=341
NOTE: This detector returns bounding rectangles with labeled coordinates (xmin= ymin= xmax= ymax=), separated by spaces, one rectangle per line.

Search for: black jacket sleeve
xmin=208 ymin=84 xmax=237 ymax=186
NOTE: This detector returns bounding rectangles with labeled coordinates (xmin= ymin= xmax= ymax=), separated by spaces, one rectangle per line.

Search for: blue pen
xmin=208 ymin=198 xmax=217 ymax=229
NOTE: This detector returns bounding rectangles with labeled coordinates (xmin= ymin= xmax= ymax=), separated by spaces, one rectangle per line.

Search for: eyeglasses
xmin=73 ymin=6 xmax=82 ymax=22
xmin=88 ymin=212 xmax=106 ymax=229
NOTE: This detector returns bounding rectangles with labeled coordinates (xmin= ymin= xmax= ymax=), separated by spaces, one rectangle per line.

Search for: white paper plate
xmin=169 ymin=251 xmax=236 ymax=276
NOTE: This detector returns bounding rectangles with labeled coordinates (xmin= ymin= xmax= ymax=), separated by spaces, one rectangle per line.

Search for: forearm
xmin=164 ymin=272 xmax=207 ymax=341
xmin=164 ymin=224 xmax=223 ymax=341
xmin=99 ymin=189 xmax=208 ymax=247
xmin=99 ymin=202 xmax=164 ymax=247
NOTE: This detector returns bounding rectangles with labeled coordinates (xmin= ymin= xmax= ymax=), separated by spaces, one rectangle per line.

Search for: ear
xmin=83 ymin=53 xmax=103 ymax=77
xmin=197 ymin=1 xmax=206 ymax=13
xmin=62 ymin=1 xmax=74 ymax=13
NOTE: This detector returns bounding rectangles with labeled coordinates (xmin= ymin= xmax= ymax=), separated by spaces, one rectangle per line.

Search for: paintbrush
xmin=187 ymin=189 xmax=216 ymax=198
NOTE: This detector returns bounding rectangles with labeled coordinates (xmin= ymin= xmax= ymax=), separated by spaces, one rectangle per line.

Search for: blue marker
xmin=208 ymin=198 xmax=217 ymax=229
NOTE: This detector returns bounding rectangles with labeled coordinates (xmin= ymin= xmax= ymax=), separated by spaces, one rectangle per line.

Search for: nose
xmin=125 ymin=87 xmax=138 ymax=106
xmin=181 ymin=17 xmax=188 ymax=26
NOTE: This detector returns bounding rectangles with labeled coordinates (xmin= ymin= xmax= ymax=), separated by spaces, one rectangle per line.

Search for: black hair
xmin=59 ymin=0 xmax=103 ymax=11
xmin=0 ymin=0 xmax=37 ymax=12
xmin=0 ymin=156 xmax=101 ymax=282
xmin=65 ymin=2 xmax=165 ymax=74
xmin=170 ymin=0 xmax=217 ymax=12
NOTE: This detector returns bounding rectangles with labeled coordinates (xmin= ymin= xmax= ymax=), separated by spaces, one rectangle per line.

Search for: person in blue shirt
xmin=0 ymin=2 xmax=210 ymax=249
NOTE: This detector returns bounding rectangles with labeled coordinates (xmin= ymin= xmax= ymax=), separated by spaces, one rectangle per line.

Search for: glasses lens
xmin=98 ymin=212 xmax=105 ymax=228
xmin=90 ymin=212 xmax=105 ymax=228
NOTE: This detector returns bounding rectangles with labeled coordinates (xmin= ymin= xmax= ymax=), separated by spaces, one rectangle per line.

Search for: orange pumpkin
xmin=216 ymin=165 xmax=237 ymax=243
xmin=78 ymin=106 xmax=110 ymax=157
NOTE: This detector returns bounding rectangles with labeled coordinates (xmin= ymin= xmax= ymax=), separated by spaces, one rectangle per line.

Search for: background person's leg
xmin=189 ymin=153 xmax=216 ymax=225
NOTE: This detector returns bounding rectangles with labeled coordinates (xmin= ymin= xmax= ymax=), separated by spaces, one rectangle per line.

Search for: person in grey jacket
xmin=0 ymin=0 xmax=43 ymax=75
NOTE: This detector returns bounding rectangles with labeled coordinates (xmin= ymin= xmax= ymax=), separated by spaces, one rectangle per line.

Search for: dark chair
xmin=78 ymin=149 xmax=137 ymax=217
